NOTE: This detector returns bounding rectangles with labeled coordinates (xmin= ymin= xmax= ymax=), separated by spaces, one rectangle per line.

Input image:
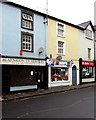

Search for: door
xmin=72 ymin=65 xmax=77 ymax=85
xmin=37 ymin=71 xmax=44 ymax=89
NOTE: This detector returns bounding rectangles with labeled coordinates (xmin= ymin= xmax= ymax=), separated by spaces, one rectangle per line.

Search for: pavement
xmin=1 ymin=83 xmax=96 ymax=101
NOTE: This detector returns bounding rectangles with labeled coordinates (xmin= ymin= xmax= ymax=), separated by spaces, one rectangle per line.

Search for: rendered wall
xmin=1 ymin=3 xmax=47 ymax=59
xmin=48 ymin=18 xmax=79 ymax=63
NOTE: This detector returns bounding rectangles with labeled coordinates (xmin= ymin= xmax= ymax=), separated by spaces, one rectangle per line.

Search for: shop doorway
xmin=72 ymin=65 xmax=77 ymax=85
xmin=37 ymin=71 xmax=44 ymax=89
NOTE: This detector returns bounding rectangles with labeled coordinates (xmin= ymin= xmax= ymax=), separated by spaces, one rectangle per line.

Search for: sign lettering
xmin=82 ymin=61 xmax=94 ymax=66
xmin=0 ymin=57 xmax=45 ymax=66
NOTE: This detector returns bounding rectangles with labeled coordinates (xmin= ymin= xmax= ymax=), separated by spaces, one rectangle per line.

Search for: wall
xmin=78 ymin=25 xmax=94 ymax=61
xmin=48 ymin=18 xmax=79 ymax=63
xmin=1 ymin=3 xmax=46 ymax=59
xmin=48 ymin=18 xmax=80 ymax=85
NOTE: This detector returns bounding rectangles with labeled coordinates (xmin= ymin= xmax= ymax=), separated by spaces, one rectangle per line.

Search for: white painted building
xmin=78 ymin=21 xmax=95 ymax=84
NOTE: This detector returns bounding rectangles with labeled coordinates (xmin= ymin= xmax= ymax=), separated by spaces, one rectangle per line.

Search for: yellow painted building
xmin=48 ymin=18 xmax=79 ymax=64
xmin=47 ymin=17 xmax=95 ymax=88
xmin=47 ymin=17 xmax=81 ymax=87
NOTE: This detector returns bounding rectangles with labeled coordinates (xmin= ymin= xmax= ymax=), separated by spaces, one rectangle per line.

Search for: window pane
xmin=88 ymin=48 xmax=91 ymax=59
xmin=58 ymin=24 xmax=64 ymax=30
xmin=58 ymin=40 xmax=64 ymax=54
xmin=22 ymin=12 xmax=33 ymax=30
xmin=57 ymin=23 xmax=64 ymax=37
xmin=22 ymin=33 xmax=33 ymax=51
xmin=86 ymin=29 xmax=92 ymax=39
xmin=22 ymin=13 xmax=33 ymax=21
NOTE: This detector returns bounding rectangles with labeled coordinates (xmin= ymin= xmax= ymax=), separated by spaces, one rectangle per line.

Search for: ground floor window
xmin=82 ymin=66 xmax=94 ymax=79
xmin=51 ymin=67 xmax=68 ymax=81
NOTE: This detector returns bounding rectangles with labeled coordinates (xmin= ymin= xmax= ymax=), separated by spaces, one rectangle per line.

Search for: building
xmin=47 ymin=18 xmax=95 ymax=88
xmin=1 ymin=1 xmax=95 ymax=93
xmin=47 ymin=16 xmax=84 ymax=88
xmin=78 ymin=21 xmax=95 ymax=84
xmin=0 ymin=1 xmax=48 ymax=93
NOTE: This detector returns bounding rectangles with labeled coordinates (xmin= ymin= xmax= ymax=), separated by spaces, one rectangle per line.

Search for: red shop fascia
xmin=79 ymin=58 xmax=95 ymax=84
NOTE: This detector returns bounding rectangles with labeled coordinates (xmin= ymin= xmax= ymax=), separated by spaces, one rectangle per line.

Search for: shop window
xmin=21 ymin=11 xmax=33 ymax=30
xmin=82 ymin=66 xmax=94 ymax=79
xmin=51 ymin=67 xmax=68 ymax=81
xmin=21 ymin=32 xmax=33 ymax=52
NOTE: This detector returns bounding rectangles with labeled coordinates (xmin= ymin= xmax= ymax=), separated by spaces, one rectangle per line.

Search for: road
xmin=2 ymin=87 xmax=95 ymax=118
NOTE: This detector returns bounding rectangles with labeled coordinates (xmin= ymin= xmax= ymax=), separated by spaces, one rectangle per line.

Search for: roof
xmin=1 ymin=1 xmax=86 ymax=31
xmin=3 ymin=1 xmax=47 ymax=17
xmin=78 ymin=21 xmax=95 ymax=31
xmin=48 ymin=15 xmax=84 ymax=30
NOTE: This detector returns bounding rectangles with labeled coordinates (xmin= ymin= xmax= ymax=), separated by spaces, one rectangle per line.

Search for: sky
xmin=7 ymin=0 xmax=96 ymax=25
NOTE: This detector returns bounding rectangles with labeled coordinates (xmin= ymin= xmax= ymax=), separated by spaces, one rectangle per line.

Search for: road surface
xmin=2 ymin=87 xmax=95 ymax=118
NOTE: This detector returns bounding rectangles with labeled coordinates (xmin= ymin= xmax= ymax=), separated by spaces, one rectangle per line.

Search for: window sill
xmin=57 ymin=35 xmax=65 ymax=38
xmin=86 ymin=37 xmax=93 ymax=40
xmin=51 ymin=80 xmax=70 ymax=83
xmin=21 ymin=26 xmax=33 ymax=31
xmin=57 ymin=53 xmax=65 ymax=56
xmin=22 ymin=50 xmax=34 ymax=53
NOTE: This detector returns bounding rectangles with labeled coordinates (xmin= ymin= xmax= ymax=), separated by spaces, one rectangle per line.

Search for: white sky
xmin=8 ymin=0 xmax=96 ymax=25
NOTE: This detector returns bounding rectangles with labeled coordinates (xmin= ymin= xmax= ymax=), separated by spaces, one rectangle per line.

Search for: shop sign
xmin=46 ymin=59 xmax=54 ymax=66
xmin=0 ymin=57 xmax=46 ymax=66
xmin=55 ymin=61 xmax=68 ymax=67
xmin=82 ymin=61 xmax=94 ymax=66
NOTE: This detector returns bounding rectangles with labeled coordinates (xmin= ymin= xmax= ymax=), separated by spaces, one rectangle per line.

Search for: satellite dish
xmin=39 ymin=47 xmax=44 ymax=54
xmin=56 ymin=56 xmax=62 ymax=60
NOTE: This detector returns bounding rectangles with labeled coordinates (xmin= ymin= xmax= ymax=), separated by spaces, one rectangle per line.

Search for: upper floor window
xmin=57 ymin=23 xmax=65 ymax=37
xmin=88 ymin=48 xmax=91 ymax=60
xmin=57 ymin=40 xmax=66 ymax=55
xmin=21 ymin=11 xmax=33 ymax=30
xmin=86 ymin=29 xmax=92 ymax=39
xmin=95 ymin=32 xmax=96 ymax=40
xmin=21 ymin=32 xmax=33 ymax=52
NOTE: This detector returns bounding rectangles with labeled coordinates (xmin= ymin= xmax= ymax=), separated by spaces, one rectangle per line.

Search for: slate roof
xmin=2 ymin=1 xmax=84 ymax=30
xmin=78 ymin=21 xmax=95 ymax=31
xmin=2 ymin=1 xmax=95 ymax=31
xmin=78 ymin=21 xmax=91 ymax=28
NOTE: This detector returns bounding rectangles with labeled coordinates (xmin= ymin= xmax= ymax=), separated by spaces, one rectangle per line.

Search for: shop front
xmin=47 ymin=59 xmax=72 ymax=88
xmin=1 ymin=56 xmax=48 ymax=93
xmin=79 ymin=58 xmax=95 ymax=84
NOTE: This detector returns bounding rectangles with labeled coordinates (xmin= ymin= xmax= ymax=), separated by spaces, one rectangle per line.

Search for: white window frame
xmin=57 ymin=39 xmax=66 ymax=55
xmin=88 ymin=48 xmax=91 ymax=60
xmin=85 ymin=29 xmax=93 ymax=39
xmin=21 ymin=32 xmax=33 ymax=52
xmin=56 ymin=22 xmax=65 ymax=37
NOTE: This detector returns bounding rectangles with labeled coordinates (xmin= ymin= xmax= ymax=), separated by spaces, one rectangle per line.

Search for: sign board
xmin=82 ymin=61 xmax=94 ymax=66
xmin=0 ymin=57 xmax=46 ymax=66
xmin=46 ymin=59 xmax=71 ymax=67
xmin=46 ymin=59 xmax=54 ymax=66
xmin=54 ymin=61 xmax=68 ymax=67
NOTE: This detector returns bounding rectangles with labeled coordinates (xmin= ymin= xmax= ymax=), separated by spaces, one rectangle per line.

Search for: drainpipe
xmin=94 ymin=31 xmax=96 ymax=82
xmin=94 ymin=2 xmax=96 ymax=82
